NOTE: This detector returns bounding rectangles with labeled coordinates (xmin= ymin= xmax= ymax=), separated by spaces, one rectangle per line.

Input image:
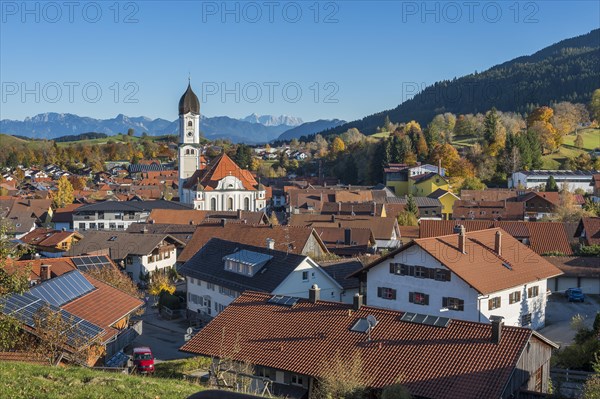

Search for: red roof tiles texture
xmin=181 ymin=291 xmax=538 ymax=399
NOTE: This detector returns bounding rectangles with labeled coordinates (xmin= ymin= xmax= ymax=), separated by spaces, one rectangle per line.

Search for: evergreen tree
xmin=483 ymin=107 xmax=501 ymax=145
xmin=406 ymin=194 xmax=419 ymax=217
xmin=546 ymin=176 xmax=559 ymax=192
xmin=526 ymin=130 xmax=543 ymax=169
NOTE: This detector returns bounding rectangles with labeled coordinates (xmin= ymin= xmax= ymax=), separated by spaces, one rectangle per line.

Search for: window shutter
xmin=488 ymin=298 xmax=493 ymax=310
xmin=391 ymin=289 xmax=397 ymax=300
xmin=442 ymin=297 xmax=448 ymax=307
xmin=377 ymin=287 xmax=383 ymax=298
xmin=427 ymin=268 xmax=434 ymax=279
xmin=459 ymin=300 xmax=464 ymax=311
xmin=409 ymin=265 xmax=414 ymax=276
xmin=424 ymin=294 xmax=429 ymax=305
xmin=389 ymin=263 xmax=395 ymax=274
xmin=409 ymin=292 xmax=414 ymax=303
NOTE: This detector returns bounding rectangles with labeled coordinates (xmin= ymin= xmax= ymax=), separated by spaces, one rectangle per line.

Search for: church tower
xmin=178 ymin=82 xmax=201 ymax=201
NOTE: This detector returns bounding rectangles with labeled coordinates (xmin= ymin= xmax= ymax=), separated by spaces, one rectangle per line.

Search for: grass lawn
xmin=541 ymin=146 xmax=586 ymax=169
xmin=0 ymin=361 xmax=203 ymax=399
xmin=452 ymin=135 xmax=478 ymax=148
xmin=562 ymin=128 xmax=600 ymax=151
xmin=370 ymin=131 xmax=391 ymax=139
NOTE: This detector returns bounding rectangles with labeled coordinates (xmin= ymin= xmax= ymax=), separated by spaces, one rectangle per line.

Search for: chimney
xmin=372 ymin=201 xmax=376 ymax=216
xmin=495 ymin=230 xmax=502 ymax=256
xmin=266 ymin=238 xmax=275 ymax=250
xmin=309 ymin=284 xmax=320 ymax=303
xmin=491 ymin=316 xmax=504 ymax=344
xmin=142 ymin=226 xmax=148 ymax=234
xmin=34 ymin=253 xmax=41 ymax=260
xmin=330 ymin=214 xmax=335 ymax=223
xmin=221 ymin=218 xmax=227 ymax=227
xmin=237 ymin=209 xmax=243 ymax=219
xmin=40 ymin=264 xmax=51 ymax=281
xmin=338 ymin=201 xmax=341 ymax=214
xmin=189 ymin=219 xmax=194 ymax=225
xmin=438 ymin=158 xmax=442 ymax=175
xmin=353 ymin=293 xmax=363 ymax=310
xmin=453 ymin=225 xmax=466 ymax=254
xmin=344 ymin=228 xmax=352 ymax=246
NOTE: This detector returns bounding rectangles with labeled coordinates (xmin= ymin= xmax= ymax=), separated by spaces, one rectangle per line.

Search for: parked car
xmin=565 ymin=288 xmax=585 ymax=302
xmin=132 ymin=347 xmax=155 ymax=373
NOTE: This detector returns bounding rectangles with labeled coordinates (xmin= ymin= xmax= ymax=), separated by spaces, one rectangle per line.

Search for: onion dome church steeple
xmin=179 ymin=82 xmax=200 ymax=115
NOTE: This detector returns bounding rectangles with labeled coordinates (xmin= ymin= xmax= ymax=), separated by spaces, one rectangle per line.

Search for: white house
xmin=350 ymin=226 xmax=563 ymax=330
xmin=510 ymin=170 xmax=599 ymax=193
xmin=69 ymin=230 xmax=185 ymax=282
xmin=179 ymin=238 xmax=345 ymax=321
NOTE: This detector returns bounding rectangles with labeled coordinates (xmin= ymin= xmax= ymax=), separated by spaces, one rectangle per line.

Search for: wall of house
xmin=186 ymin=277 xmax=237 ymax=318
xmin=124 ymin=246 xmax=176 ymax=282
xmin=503 ymin=336 xmax=553 ymax=397
xmin=439 ymin=194 xmax=457 ymax=220
xmin=550 ymin=275 xmax=600 ymax=295
xmin=74 ymin=211 xmax=148 ymax=231
xmin=366 ymin=247 xmax=549 ymax=329
xmin=272 ymin=258 xmax=344 ymax=302
xmin=301 ymin=236 xmax=327 ymax=258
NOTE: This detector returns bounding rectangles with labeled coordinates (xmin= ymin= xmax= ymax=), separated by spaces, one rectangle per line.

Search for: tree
xmin=85 ymin=265 xmax=141 ymax=299
xmin=529 ymin=120 xmax=558 ymax=154
xmin=316 ymin=350 xmax=369 ymax=399
xmin=331 ymin=137 xmax=346 ymax=155
xmin=127 ymin=128 xmax=135 ymax=137
xmin=233 ymin=144 xmax=253 ymax=169
xmin=590 ymin=88 xmax=600 ymax=122
xmin=52 ymin=175 xmax=74 ymax=209
xmin=269 ymin=212 xmax=279 ymax=226
xmin=483 ymin=108 xmax=507 ymax=156
xmin=458 ymin=177 xmax=487 ymax=193
xmin=552 ymin=102 xmax=586 ymax=136
xmin=397 ymin=210 xmax=418 ymax=226
xmin=546 ymin=176 xmax=558 ymax=192
xmin=383 ymin=115 xmax=392 ymax=132
xmin=575 ymin=134 xmax=584 ymax=149
xmin=148 ymin=272 xmax=175 ymax=296
xmin=406 ymin=194 xmax=419 ymax=217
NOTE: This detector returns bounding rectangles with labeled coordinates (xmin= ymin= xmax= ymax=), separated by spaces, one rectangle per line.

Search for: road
xmin=539 ymin=293 xmax=599 ymax=347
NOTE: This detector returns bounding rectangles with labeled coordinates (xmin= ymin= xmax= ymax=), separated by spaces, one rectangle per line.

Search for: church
xmin=177 ymin=83 xmax=267 ymax=211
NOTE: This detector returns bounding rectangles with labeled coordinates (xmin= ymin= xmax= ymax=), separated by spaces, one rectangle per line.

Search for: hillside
xmin=0 ymin=361 xmax=201 ymax=399
xmin=277 ymin=119 xmax=346 ymax=141
xmin=317 ymin=29 xmax=600 ymax=137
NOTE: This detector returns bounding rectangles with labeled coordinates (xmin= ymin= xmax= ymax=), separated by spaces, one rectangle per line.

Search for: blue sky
xmin=1 ymin=1 xmax=598 ymax=122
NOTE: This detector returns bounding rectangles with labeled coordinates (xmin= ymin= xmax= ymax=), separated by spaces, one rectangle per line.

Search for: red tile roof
xmin=420 ymin=220 xmax=574 ymax=255
xmin=579 ymin=217 xmax=600 ymax=246
xmin=181 ymin=291 xmax=552 ymax=398
xmin=183 ymin=153 xmax=259 ymax=191
xmin=545 ymin=256 xmax=600 ymax=277
xmin=61 ymin=274 xmax=143 ymax=342
xmin=358 ymin=228 xmax=563 ymax=295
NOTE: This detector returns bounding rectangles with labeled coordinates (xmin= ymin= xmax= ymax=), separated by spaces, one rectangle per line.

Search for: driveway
xmin=539 ymin=293 xmax=599 ymax=347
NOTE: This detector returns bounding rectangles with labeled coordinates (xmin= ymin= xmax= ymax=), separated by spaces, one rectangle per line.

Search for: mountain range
xmin=315 ymin=28 xmax=600 ymax=138
xmin=0 ymin=113 xmax=343 ymax=144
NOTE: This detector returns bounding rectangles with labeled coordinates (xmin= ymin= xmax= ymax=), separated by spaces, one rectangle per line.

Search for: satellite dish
xmin=366 ymin=315 xmax=377 ymax=328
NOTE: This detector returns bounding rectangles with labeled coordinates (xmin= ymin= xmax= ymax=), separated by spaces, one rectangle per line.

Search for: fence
xmin=105 ymin=320 xmax=143 ymax=359
xmin=550 ymin=368 xmax=593 ymax=398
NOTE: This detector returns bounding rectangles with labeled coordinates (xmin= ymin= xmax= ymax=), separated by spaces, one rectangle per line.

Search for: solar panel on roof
xmin=30 ymin=270 xmax=95 ymax=307
xmin=267 ymin=295 xmax=299 ymax=307
xmin=400 ymin=312 xmax=451 ymax=328
xmin=72 ymin=255 xmax=112 ymax=272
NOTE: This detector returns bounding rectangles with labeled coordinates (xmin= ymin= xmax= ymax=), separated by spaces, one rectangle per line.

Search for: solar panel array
xmin=0 ymin=292 xmax=104 ymax=347
xmin=268 ymin=295 xmax=299 ymax=307
xmin=30 ymin=270 xmax=95 ymax=307
xmin=400 ymin=312 xmax=451 ymax=328
xmin=71 ymin=255 xmax=113 ymax=272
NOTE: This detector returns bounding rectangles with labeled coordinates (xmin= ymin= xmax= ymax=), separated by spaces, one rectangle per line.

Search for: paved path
xmin=539 ymin=294 xmax=599 ymax=348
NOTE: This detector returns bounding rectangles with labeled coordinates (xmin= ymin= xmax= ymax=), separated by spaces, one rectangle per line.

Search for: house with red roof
xmin=350 ymin=227 xmax=563 ymax=330
xmin=181 ymin=290 xmax=557 ymax=399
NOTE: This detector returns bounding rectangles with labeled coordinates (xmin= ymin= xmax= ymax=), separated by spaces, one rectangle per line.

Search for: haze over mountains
xmin=0 ymin=113 xmax=343 ymax=144
xmin=315 ymin=28 xmax=600 ymax=138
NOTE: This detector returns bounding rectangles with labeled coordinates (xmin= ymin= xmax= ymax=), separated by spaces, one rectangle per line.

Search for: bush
xmin=381 ymin=383 xmax=412 ymax=399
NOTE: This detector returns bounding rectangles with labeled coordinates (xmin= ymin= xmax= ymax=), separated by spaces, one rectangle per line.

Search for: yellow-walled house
xmin=428 ymin=189 xmax=460 ymax=220
xmin=410 ymin=172 xmax=449 ymax=197
xmin=384 ymin=163 xmax=447 ymax=196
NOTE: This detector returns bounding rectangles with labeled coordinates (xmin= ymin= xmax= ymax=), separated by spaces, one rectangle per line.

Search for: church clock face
xmin=187 ymin=131 xmax=193 ymax=138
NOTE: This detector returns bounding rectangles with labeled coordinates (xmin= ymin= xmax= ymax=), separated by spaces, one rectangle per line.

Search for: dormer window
xmin=223 ymin=250 xmax=273 ymax=277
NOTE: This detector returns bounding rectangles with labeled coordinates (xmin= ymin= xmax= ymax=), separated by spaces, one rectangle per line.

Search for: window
xmin=291 ymin=374 xmax=304 ymax=386
xmin=488 ymin=296 xmax=501 ymax=310
xmin=211 ymin=198 xmax=217 ymax=211
xmin=78 ymin=223 xmax=86 ymax=230
xmin=302 ymin=271 xmax=309 ymax=281
xmin=207 ymin=282 xmax=215 ymax=291
xmin=98 ymin=223 xmax=105 ymax=229
xmin=244 ymin=197 xmax=250 ymax=211
xmin=443 ymin=297 xmax=464 ymax=311
xmin=527 ymin=286 xmax=539 ymax=298
xmin=409 ymin=292 xmax=429 ymax=305
xmin=377 ymin=287 xmax=396 ymax=300
xmin=188 ymin=120 xmax=193 ymax=127
xmin=89 ymin=223 xmax=97 ymax=229
xmin=414 ymin=266 xmax=425 ymax=278
xmin=434 ymin=268 xmax=451 ymax=281
xmin=165 ymin=251 xmax=170 ymax=259
xmin=219 ymin=286 xmax=238 ymax=298
xmin=509 ymin=291 xmax=521 ymax=304
xmin=126 ymin=256 xmax=133 ymax=265
xmin=227 ymin=198 xmax=233 ymax=211
xmin=522 ymin=313 xmax=532 ymax=326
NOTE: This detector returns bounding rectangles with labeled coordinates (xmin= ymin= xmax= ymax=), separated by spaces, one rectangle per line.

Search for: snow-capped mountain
xmin=242 ymin=113 xmax=303 ymax=127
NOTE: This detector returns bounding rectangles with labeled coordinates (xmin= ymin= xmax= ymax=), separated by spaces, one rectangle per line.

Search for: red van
xmin=132 ymin=347 xmax=155 ymax=373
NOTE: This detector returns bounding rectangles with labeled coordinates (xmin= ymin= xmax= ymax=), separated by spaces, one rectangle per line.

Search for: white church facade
xmin=177 ymin=83 xmax=267 ymax=211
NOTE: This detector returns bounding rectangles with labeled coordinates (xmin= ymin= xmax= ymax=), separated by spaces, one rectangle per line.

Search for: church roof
xmin=179 ymin=83 xmax=200 ymax=115
xmin=183 ymin=153 xmax=259 ymax=191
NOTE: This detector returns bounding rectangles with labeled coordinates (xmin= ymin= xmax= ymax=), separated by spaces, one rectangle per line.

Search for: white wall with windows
xmin=366 ymin=247 xmax=550 ymax=329
xmin=125 ymin=246 xmax=177 ymax=283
